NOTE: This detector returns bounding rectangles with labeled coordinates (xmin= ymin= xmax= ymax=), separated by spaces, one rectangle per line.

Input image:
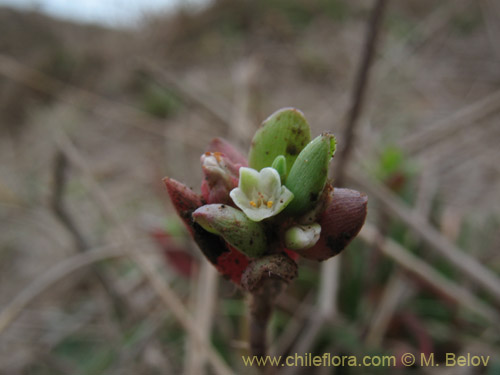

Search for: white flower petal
xmin=230 ymin=188 xmax=251 ymax=210
xmin=258 ymin=167 xmax=281 ymax=197
xmin=272 ymin=186 xmax=294 ymax=213
xmin=238 ymin=167 xmax=261 ymax=197
xmin=230 ymin=166 xmax=295 ymax=222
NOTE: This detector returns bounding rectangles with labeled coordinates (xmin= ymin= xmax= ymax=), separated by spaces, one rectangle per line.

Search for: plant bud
xmin=284 ymin=133 xmax=336 ymax=216
xmin=206 ymin=137 xmax=248 ymax=166
xmin=249 ymin=108 xmax=311 ymax=175
xmin=297 ymin=188 xmax=367 ymax=261
xmin=271 ymin=155 xmax=287 ymax=182
xmin=200 ymin=152 xmax=239 ymax=204
xmin=193 ymin=204 xmax=267 ymax=257
xmin=284 ymin=223 xmax=321 ymax=250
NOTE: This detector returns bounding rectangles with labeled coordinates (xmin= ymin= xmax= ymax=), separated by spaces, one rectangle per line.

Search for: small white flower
xmin=230 ymin=167 xmax=294 ymax=222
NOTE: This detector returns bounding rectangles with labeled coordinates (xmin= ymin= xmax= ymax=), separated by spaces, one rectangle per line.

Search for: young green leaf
xmin=271 ymin=155 xmax=287 ymax=182
xmin=248 ymin=108 xmax=311 ymax=175
xmin=284 ymin=133 xmax=336 ymax=216
xmin=193 ymin=204 xmax=267 ymax=258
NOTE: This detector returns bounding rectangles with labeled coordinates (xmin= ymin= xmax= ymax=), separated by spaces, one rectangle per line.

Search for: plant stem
xmin=249 ymin=278 xmax=286 ymax=360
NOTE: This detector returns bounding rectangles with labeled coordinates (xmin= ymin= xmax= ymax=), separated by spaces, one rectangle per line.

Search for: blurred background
xmin=1 ymin=0 xmax=500 ymax=374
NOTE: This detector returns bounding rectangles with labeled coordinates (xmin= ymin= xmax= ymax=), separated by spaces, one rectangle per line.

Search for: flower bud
xmin=193 ymin=204 xmax=267 ymax=257
xmin=284 ymin=223 xmax=321 ymax=250
xmin=249 ymin=108 xmax=311 ymax=175
xmin=206 ymin=137 xmax=248 ymax=166
xmin=297 ymin=188 xmax=367 ymax=261
xmin=284 ymin=133 xmax=336 ymax=216
xmin=200 ymin=152 xmax=239 ymax=204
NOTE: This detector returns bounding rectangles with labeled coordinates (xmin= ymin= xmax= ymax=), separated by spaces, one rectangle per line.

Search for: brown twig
xmin=0 ymin=240 xmax=148 ymax=335
xmin=347 ymin=168 xmax=500 ymax=304
xmin=335 ymin=0 xmax=388 ymax=187
xmin=184 ymin=259 xmax=219 ymax=375
xmin=52 ymin=129 xmax=235 ymax=375
xmin=50 ymin=150 xmax=126 ymax=319
xmin=399 ymin=88 xmax=500 ymax=155
xmin=359 ymin=223 xmax=500 ymax=325
xmin=51 ymin=151 xmax=88 ymax=252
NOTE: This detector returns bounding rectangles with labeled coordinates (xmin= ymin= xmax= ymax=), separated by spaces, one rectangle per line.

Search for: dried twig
xmin=271 ymin=293 xmax=314 ymax=357
xmin=366 ymin=163 xmax=436 ymax=346
xmin=51 ymin=151 xmax=89 ymax=252
xmin=399 ymin=88 xmax=500 ymax=155
xmin=184 ymin=259 xmax=219 ymax=375
xmin=0 ymin=240 xmax=149 ymax=335
xmin=347 ymin=168 xmax=500 ymax=304
xmin=52 ymin=129 xmax=234 ymax=375
xmin=50 ymin=150 xmax=126 ymax=318
xmin=359 ymin=223 xmax=500 ymax=325
xmin=335 ymin=0 xmax=388 ymax=186
xmin=480 ymin=0 xmax=500 ymax=62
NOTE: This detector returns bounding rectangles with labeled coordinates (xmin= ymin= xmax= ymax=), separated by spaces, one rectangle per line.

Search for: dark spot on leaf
xmin=309 ymin=192 xmax=318 ymax=202
xmin=286 ymin=144 xmax=298 ymax=155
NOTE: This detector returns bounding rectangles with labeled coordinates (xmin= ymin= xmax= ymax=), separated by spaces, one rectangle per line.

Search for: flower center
xmin=249 ymin=191 xmax=274 ymax=208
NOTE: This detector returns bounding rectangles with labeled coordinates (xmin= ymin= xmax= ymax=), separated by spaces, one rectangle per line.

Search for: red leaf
xmin=163 ymin=177 xmax=203 ymax=235
xmin=214 ymin=245 xmax=250 ymax=284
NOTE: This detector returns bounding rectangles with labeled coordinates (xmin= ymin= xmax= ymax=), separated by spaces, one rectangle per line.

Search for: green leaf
xmin=271 ymin=155 xmax=287 ymax=181
xmin=192 ymin=204 xmax=267 ymax=257
xmin=284 ymin=133 xmax=336 ymax=215
xmin=249 ymin=108 xmax=311 ymax=175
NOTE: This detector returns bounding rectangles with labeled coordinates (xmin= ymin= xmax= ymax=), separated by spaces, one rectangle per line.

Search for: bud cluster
xmin=164 ymin=108 xmax=367 ymax=287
